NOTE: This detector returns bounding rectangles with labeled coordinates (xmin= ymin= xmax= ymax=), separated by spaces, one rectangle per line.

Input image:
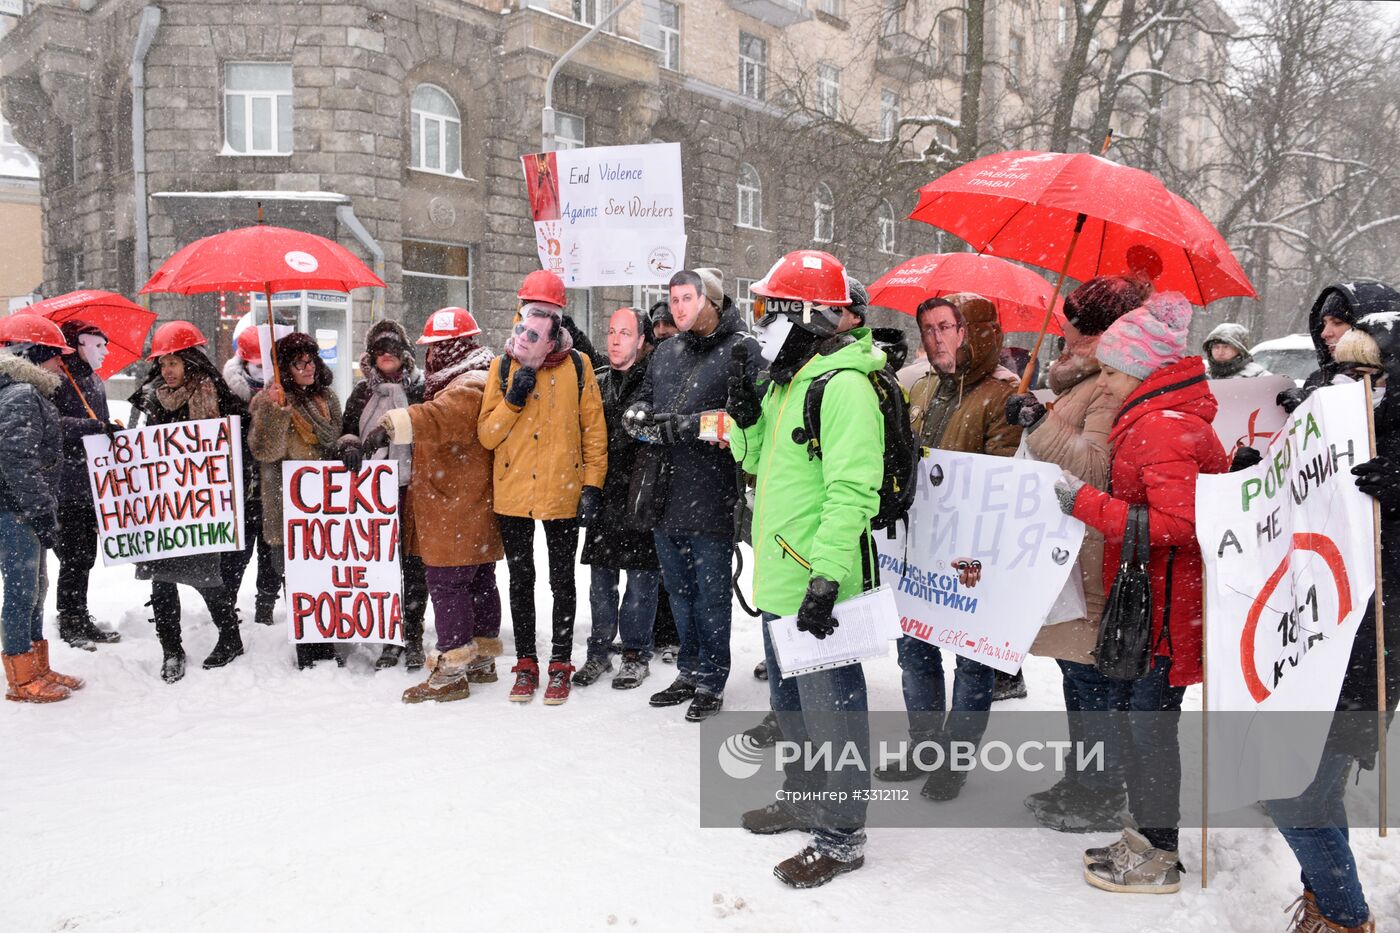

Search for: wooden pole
xmin=1017 ymin=212 xmax=1087 ymax=395
xmin=60 ymin=360 xmax=99 ymax=420
xmin=1362 ymin=373 xmax=1388 ymax=837
xmin=265 ymin=284 xmax=282 ymax=388
xmin=1201 ymin=564 xmax=1210 ymax=888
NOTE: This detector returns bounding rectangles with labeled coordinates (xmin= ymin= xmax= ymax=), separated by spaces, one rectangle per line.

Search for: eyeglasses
xmin=512 ymin=323 xmax=543 ymax=344
xmin=289 ymin=357 xmax=317 ymax=371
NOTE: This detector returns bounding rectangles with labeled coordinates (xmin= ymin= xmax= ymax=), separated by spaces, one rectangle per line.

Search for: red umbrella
xmin=869 ymin=253 xmax=1064 ymax=336
xmin=140 ymin=222 xmax=384 ymax=381
xmin=26 ymin=290 xmax=157 ymax=380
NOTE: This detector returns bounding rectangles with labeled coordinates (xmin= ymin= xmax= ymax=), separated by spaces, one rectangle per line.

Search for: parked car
xmin=1250 ymin=334 xmax=1314 ymax=385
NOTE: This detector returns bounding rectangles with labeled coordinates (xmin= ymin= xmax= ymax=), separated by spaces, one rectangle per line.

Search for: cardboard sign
xmin=85 ymin=417 xmax=244 ymax=565
xmin=1208 ymin=375 xmax=1295 ymax=451
xmin=521 ymin=143 xmax=687 ymax=287
xmin=885 ymin=449 xmax=1085 ymax=673
xmin=282 ymin=461 xmax=403 ymax=646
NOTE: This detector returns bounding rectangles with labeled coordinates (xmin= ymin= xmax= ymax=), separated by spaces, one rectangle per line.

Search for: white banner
xmin=282 ymin=460 xmax=403 ymax=646
xmin=521 ymin=143 xmax=686 ymax=287
xmin=1208 ymin=375 xmax=1295 ymax=451
xmin=85 ymin=417 xmax=244 ymax=566
xmin=883 ymin=450 xmax=1085 ymax=674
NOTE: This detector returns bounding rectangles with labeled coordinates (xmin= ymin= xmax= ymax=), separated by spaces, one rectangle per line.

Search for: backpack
xmin=498 ymin=349 xmax=585 ymax=399
xmin=800 ymin=367 xmax=918 ymax=535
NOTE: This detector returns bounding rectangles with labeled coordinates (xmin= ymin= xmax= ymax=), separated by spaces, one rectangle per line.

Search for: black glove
xmin=1005 ymin=393 xmax=1047 ymax=429
xmin=654 ymin=413 xmax=700 ymax=445
xmin=726 ymin=343 xmax=762 ymax=429
xmin=1353 ymin=457 xmax=1400 ymax=507
xmin=1230 ymin=446 xmax=1263 ymax=473
xmin=361 ymin=426 xmax=390 ymax=455
xmin=577 ymin=486 xmax=603 ymax=526
xmin=339 ymin=440 xmax=364 ymax=473
xmin=32 ymin=513 xmax=57 ymax=551
xmin=505 ymin=366 xmax=537 ymax=407
xmin=1277 ymin=386 xmax=1310 ymax=414
xmin=102 ymin=421 xmax=122 ymax=438
xmin=796 ymin=576 xmax=841 ymax=640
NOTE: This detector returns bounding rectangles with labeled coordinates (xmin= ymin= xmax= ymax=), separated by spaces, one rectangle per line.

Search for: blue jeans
xmin=762 ymin=613 xmax=869 ymax=862
xmin=0 ymin=511 xmax=46 ymax=656
xmin=1265 ymin=750 xmax=1370 ymax=927
xmin=587 ymin=566 xmax=661 ymax=661
xmin=895 ymin=636 xmax=996 ymax=745
xmin=1059 ymin=659 xmax=1130 ymax=792
xmin=653 ymin=532 xmax=732 ymax=697
xmin=1109 ymin=657 xmax=1187 ymax=853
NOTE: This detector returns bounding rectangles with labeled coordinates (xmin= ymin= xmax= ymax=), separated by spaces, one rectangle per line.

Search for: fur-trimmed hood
xmin=222 ymin=355 xmax=265 ymax=403
xmin=0 ymin=352 xmax=61 ymax=397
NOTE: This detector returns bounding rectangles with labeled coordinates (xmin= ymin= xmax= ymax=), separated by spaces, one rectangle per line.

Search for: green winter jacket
xmin=731 ymin=329 xmax=885 ymax=616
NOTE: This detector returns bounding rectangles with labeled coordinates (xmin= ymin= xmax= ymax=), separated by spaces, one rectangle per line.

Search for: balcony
xmin=875 ymin=30 xmax=938 ymax=82
xmin=502 ymin=8 xmax=660 ymax=88
xmin=728 ymin=0 xmax=810 ymax=28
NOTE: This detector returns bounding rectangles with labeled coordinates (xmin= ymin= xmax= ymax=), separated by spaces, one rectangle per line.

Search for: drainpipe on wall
xmin=336 ymin=204 xmax=386 ymax=323
xmin=129 ymin=5 xmax=161 ymax=306
xmin=542 ymin=0 xmax=640 ymax=151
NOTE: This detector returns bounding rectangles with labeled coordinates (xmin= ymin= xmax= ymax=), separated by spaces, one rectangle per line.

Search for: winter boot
xmin=874 ymin=738 xmax=938 ymax=782
xmin=403 ymin=618 xmax=426 ymax=672
xmin=402 ymin=646 xmax=474 ymax=704
xmin=1032 ymin=781 xmax=1127 ymax=833
xmin=1082 ymin=828 xmax=1183 ymax=894
xmin=659 ymin=645 xmax=678 ymax=664
xmin=1284 ymin=891 xmax=1376 ymax=932
xmin=685 ymin=691 xmax=723 ymax=722
xmin=253 ymin=594 xmax=277 ymax=626
xmin=648 ymin=676 xmax=697 ymax=708
xmin=611 ymin=651 xmax=650 ymax=689
xmin=1084 ymin=830 xmax=1133 ymax=867
xmin=773 ymin=846 xmax=864 ymax=889
xmin=743 ymin=711 xmax=784 ymax=749
xmin=3 ymin=651 xmax=71 ymax=703
xmin=374 ymin=644 xmax=404 ymax=670
xmin=508 ymin=658 xmax=539 ymax=703
xmin=754 ymin=659 xmax=768 ymax=681
xmin=57 ymin=612 xmax=97 ymax=652
xmin=61 ymin=611 xmax=120 ymax=647
xmin=202 ymin=621 xmax=244 ymax=670
xmin=1025 ymin=775 xmax=1079 ymax=817
xmin=920 ymin=767 xmax=968 ymax=802
xmin=32 ymin=639 xmax=84 ymax=691
xmin=467 ymin=637 xmax=501 ymax=683
xmin=742 ymin=802 xmax=807 ymax=835
xmin=543 ymin=661 xmax=575 ymax=705
xmin=156 ymin=621 xmax=186 ymax=684
xmin=572 ymin=656 xmax=613 ymax=686
xmin=992 ymin=669 xmax=1028 ymax=702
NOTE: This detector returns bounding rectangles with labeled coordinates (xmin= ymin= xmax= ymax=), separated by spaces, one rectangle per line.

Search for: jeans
xmin=587 ymin=566 xmax=660 ymax=660
xmin=425 ymin=563 xmax=501 ymax=652
xmin=762 ymin=613 xmax=869 ymax=862
xmin=498 ymin=515 xmax=579 ymax=663
xmin=0 ymin=511 xmax=46 ymax=656
xmin=219 ymin=495 xmax=281 ymax=606
xmin=1059 ymin=659 xmax=1130 ymax=792
xmin=1265 ymin=750 xmax=1370 ymax=927
xmin=1110 ymin=657 xmax=1187 ymax=853
xmin=895 ymin=636 xmax=996 ymax=746
xmin=55 ymin=499 xmax=98 ymax=617
xmin=653 ymin=532 xmax=733 ymax=697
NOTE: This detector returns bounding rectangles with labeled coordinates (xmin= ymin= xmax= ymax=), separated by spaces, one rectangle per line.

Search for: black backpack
xmin=799 ymin=366 xmax=918 ymax=535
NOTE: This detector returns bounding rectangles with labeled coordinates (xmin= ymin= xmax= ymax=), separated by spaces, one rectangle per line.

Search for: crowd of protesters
xmin=0 ymin=261 xmax=1395 ymax=921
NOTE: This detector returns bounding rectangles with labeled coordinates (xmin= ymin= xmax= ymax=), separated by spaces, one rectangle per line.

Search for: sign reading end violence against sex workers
xmin=282 ymin=461 xmax=403 ymax=646
xmin=886 ymin=450 xmax=1085 ymax=674
xmin=521 ymin=142 xmax=686 ymax=287
xmin=84 ymin=417 xmax=244 ymax=566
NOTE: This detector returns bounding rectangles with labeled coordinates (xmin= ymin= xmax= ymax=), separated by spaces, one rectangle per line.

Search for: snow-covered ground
xmin=3 ymin=540 xmax=1396 ymax=933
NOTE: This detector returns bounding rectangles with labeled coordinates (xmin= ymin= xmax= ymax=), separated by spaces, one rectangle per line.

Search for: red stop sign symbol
xmin=1238 ymin=532 xmax=1353 ymax=704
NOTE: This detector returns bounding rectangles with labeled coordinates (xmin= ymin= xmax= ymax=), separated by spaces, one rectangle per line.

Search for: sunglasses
xmin=752 ymin=297 xmax=812 ymax=323
xmin=512 ymin=322 xmax=547 ymax=344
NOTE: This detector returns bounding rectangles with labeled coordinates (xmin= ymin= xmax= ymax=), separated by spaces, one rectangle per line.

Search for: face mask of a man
xmin=78 ymin=334 xmax=109 ymax=372
xmin=512 ymin=316 xmax=556 ymax=370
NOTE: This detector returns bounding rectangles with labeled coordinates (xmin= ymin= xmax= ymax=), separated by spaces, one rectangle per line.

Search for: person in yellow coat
xmin=478 ymin=302 xmax=606 ymax=705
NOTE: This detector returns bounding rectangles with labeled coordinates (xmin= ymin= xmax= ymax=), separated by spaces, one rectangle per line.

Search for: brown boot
xmin=773 ymin=845 xmax=864 ymax=889
xmin=466 ymin=637 xmax=502 ymax=683
xmin=33 ymin=639 xmax=84 ymax=691
xmin=1285 ymin=892 xmax=1375 ymax=932
xmin=402 ymin=645 xmax=475 ymax=704
xmin=4 ymin=651 xmax=72 ymax=703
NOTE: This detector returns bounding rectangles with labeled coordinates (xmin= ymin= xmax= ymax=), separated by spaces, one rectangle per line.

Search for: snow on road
xmin=2 ymin=544 xmax=1396 ymax=932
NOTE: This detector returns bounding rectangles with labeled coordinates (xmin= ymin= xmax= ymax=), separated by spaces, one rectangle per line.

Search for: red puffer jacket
xmin=1071 ymin=357 xmax=1230 ymax=687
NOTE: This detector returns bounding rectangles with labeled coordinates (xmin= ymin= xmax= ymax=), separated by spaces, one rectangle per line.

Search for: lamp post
xmin=542 ymin=0 xmax=643 ymax=151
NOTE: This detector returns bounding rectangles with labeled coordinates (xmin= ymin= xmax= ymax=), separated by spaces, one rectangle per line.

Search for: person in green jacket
xmin=725 ymin=250 xmax=884 ymax=890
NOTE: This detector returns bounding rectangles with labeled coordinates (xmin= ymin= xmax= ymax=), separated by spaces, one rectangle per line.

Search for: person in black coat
xmin=575 ymin=307 xmax=662 ymax=691
xmin=1278 ymin=280 xmax=1400 ymax=412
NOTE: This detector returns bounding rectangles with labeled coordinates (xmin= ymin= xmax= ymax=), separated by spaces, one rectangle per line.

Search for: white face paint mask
xmin=754 ymin=314 xmax=794 ymax=364
xmin=77 ymin=334 xmax=109 ymax=371
xmin=246 ymin=362 xmax=266 ymax=383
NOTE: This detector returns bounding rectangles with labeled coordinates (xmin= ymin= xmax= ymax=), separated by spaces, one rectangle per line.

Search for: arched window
xmin=813 ymin=182 xmax=834 ymax=243
xmin=410 ymin=84 xmax=462 ymax=176
xmin=736 ymin=162 xmax=762 ymax=229
xmin=877 ymin=199 xmax=897 ymax=254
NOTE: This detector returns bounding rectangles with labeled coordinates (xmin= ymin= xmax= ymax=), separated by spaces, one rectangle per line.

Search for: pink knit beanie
xmin=1095 ymin=292 xmax=1194 ymax=380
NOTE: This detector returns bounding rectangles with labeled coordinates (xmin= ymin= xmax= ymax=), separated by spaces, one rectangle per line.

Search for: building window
xmin=568 ymin=288 xmax=593 ymax=336
xmin=402 ymin=240 xmax=471 ymax=346
xmin=58 ymin=249 xmax=85 ymax=293
xmin=223 ymin=62 xmax=293 ymax=156
xmin=735 ymin=277 xmax=755 ymax=326
xmin=877 ymin=200 xmax=897 ymax=254
xmin=634 ymin=283 xmax=669 ymax=313
xmin=555 ymin=111 xmax=586 ymax=150
xmin=410 ymin=84 xmax=463 ymax=176
xmin=881 ymin=0 xmax=903 ymax=36
xmin=1008 ymin=31 xmax=1026 ymax=88
xmin=573 ymin=0 xmax=611 ymax=27
xmin=644 ymin=0 xmax=681 ymax=71
xmin=1058 ymin=0 xmax=1074 ymax=45
xmin=817 ymin=0 xmax=842 ymax=16
xmin=813 ymin=182 xmax=834 ymax=243
xmin=938 ymin=16 xmax=962 ymax=73
xmin=736 ymin=162 xmax=761 ymax=229
xmin=817 ymin=64 xmax=840 ymax=118
xmin=739 ymin=33 xmax=767 ymax=101
xmin=879 ymin=89 xmax=900 ymax=141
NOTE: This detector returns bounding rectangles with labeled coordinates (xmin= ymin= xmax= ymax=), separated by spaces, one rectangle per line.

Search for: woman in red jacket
xmin=1054 ymin=292 xmax=1230 ymax=895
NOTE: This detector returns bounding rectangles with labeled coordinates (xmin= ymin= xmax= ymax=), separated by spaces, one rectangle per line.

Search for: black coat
xmin=1302 ymin=281 xmax=1400 ymax=389
xmin=52 ymin=355 xmax=111 ymax=505
xmin=636 ymin=302 xmax=760 ymax=536
xmin=0 ymin=354 xmax=62 ymax=529
xmin=582 ymin=355 xmax=658 ymax=569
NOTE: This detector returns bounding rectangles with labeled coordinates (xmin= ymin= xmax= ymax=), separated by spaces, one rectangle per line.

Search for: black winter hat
xmin=1063 ymin=275 xmax=1153 ymax=337
xmin=364 ymin=319 xmax=414 ymax=365
xmin=276 ymin=332 xmax=334 ymax=395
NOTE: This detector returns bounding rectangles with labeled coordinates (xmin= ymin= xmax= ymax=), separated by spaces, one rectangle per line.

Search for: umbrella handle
xmin=1018 ymin=212 xmax=1086 ymax=395
xmin=60 ymin=360 xmax=100 ymax=421
xmin=265 ymin=285 xmax=282 ymax=388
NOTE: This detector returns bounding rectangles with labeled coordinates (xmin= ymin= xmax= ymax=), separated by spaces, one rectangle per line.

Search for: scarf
xmin=425 ymin=341 xmax=495 ymax=401
xmin=288 ymin=392 xmax=341 ymax=452
xmin=358 ymin=364 xmax=413 ymax=485
xmin=504 ymin=321 xmax=574 ymax=371
xmin=1047 ymin=337 xmax=1102 ymax=396
xmin=155 ymin=373 xmax=221 ymax=421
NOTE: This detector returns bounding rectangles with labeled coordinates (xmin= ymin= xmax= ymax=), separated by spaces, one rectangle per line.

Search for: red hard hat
xmin=0 ymin=313 xmax=75 ymax=352
xmin=147 ymin=320 xmax=207 ymax=359
xmin=417 ymin=307 xmax=482 ymax=344
xmin=517 ymin=269 xmax=566 ymax=307
xmin=751 ymin=250 xmax=852 ymax=306
xmin=235 ymin=325 xmax=263 ymax=363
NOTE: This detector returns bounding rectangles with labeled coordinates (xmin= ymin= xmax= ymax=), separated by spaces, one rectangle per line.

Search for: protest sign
xmin=85 ymin=417 xmax=244 ymax=566
xmin=521 ymin=143 xmax=686 ymax=287
xmin=282 ymin=461 xmax=403 ymax=646
xmin=884 ymin=450 xmax=1085 ymax=673
xmin=1208 ymin=375 xmax=1294 ymax=451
